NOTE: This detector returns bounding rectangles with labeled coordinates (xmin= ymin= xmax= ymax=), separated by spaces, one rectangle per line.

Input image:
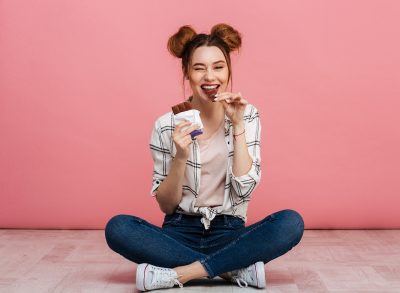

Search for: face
xmin=187 ymin=46 xmax=230 ymax=103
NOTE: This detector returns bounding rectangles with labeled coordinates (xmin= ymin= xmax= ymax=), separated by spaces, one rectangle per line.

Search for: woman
xmin=105 ymin=23 xmax=304 ymax=292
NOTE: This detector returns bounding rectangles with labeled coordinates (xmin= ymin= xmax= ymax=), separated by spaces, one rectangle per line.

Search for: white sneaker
xmin=230 ymin=261 xmax=266 ymax=288
xmin=136 ymin=263 xmax=183 ymax=291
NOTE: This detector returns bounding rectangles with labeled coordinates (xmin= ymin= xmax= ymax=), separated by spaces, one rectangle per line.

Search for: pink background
xmin=1 ymin=1 xmax=399 ymax=229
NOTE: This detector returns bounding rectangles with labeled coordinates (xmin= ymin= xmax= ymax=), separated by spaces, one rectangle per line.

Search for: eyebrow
xmin=192 ymin=60 xmax=226 ymax=66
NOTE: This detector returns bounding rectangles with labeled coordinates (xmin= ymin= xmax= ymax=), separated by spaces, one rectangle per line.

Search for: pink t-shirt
xmin=194 ymin=122 xmax=228 ymax=207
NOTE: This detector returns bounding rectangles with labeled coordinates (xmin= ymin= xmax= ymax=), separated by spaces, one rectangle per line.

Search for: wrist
xmin=233 ymin=122 xmax=245 ymax=133
xmin=173 ymin=154 xmax=188 ymax=164
xmin=232 ymin=122 xmax=246 ymax=141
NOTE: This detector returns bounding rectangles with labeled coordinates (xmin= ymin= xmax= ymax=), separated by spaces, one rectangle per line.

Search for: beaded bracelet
xmin=233 ymin=129 xmax=245 ymax=140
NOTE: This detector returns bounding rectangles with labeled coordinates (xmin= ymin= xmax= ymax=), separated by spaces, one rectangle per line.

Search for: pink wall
xmin=1 ymin=1 xmax=399 ymax=229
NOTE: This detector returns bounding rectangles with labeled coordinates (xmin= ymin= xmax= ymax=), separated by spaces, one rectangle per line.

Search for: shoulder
xmin=153 ymin=111 xmax=175 ymax=130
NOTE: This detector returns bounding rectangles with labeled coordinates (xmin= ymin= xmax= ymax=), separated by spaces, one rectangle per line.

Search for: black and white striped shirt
xmin=149 ymin=102 xmax=261 ymax=225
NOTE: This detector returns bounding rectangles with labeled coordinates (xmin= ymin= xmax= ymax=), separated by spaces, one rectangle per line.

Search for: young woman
xmin=105 ymin=23 xmax=304 ymax=292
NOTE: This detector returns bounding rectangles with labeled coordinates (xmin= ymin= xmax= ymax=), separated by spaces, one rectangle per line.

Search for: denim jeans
xmin=105 ymin=209 xmax=304 ymax=279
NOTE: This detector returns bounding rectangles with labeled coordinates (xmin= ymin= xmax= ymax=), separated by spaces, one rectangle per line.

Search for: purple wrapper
xmin=190 ymin=129 xmax=203 ymax=138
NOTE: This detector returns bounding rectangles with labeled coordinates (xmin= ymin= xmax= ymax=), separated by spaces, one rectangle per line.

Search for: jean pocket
xmin=162 ymin=213 xmax=182 ymax=226
xmin=226 ymin=216 xmax=245 ymax=228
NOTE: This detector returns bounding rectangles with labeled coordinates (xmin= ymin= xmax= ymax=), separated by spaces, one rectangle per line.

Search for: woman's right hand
xmin=173 ymin=120 xmax=200 ymax=161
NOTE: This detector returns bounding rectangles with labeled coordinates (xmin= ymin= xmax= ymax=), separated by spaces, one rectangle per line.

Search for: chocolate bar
xmin=171 ymin=101 xmax=203 ymax=138
xmin=172 ymin=101 xmax=193 ymax=115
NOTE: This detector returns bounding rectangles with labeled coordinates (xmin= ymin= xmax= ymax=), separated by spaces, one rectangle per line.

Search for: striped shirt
xmin=149 ymin=101 xmax=262 ymax=227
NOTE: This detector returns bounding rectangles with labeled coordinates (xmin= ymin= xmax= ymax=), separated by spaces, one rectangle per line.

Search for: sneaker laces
xmin=152 ymin=267 xmax=183 ymax=288
xmin=232 ymin=276 xmax=248 ymax=288
xmin=231 ymin=266 xmax=255 ymax=288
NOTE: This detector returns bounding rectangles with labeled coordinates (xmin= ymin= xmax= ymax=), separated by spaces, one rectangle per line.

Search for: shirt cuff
xmin=230 ymin=160 xmax=259 ymax=187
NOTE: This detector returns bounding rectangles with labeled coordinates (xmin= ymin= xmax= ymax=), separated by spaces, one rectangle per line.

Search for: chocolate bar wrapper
xmin=173 ymin=109 xmax=204 ymax=138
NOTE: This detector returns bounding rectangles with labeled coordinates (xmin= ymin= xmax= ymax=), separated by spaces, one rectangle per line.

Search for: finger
xmin=175 ymin=122 xmax=193 ymax=133
xmin=182 ymin=136 xmax=193 ymax=146
xmin=215 ymin=96 xmax=233 ymax=104
xmin=176 ymin=120 xmax=192 ymax=128
xmin=231 ymin=94 xmax=242 ymax=101
xmin=239 ymin=97 xmax=248 ymax=105
xmin=186 ymin=135 xmax=194 ymax=143
xmin=214 ymin=93 xmax=231 ymax=101
xmin=228 ymin=93 xmax=248 ymax=105
xmin=230 ymin=96 xmax=243 ymax=104
xmin=214 ymin=95 xmax=232 ymax=103
xmin=182 ymin=123 xmax=200 ymax=135
xmin=214 ymin=91 xmax=237 ymax=98
xmin=235 ymin=92 xmax=248 ymax=105
xmin=214 ymin=93 xmax=238 ymax=103
xmin=214 ymin=92 xmax=230 ymax=97
xmin=173 ymin=122 xmax=192 ymax=139
xmin=176 ymin=134 xmax=191 ymax=144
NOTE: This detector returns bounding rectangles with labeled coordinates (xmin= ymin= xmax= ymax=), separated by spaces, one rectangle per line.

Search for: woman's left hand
xmin=213 ymin=92 xmax=248 ymax=125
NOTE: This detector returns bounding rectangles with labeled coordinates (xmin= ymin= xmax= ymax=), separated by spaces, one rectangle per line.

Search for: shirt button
xmin=156 ymin=180 xmax=160 ymax=184
xmin=227 ymin=141 xmax=230 ymax=144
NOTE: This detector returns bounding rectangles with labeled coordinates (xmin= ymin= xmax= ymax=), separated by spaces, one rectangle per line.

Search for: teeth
xmin=202 ymin=85 xmax=218 ymax=90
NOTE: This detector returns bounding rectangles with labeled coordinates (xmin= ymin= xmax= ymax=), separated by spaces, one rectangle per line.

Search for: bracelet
xmin=233 ymin=129 xmax=245 ymax=140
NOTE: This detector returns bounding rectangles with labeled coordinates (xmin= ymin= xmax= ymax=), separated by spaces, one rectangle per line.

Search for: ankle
xmin=173 ymin=262 xmax=209 ymax=283
xmin=173 ymin=268 xmax=189 ymax=284
xmin=219 ymin=272 xmax=232 ymax=280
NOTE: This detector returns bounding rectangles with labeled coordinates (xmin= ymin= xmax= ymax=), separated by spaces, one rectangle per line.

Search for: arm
xmin=232 ymin=121 xmax=253 ymax=176
xmin=154 ymin=157 xmax=186 ymax=214
xmin=213 ymin=94 xmax=261 ymax=196
xmin=149 ymin=119 xmax=199 ymax=214
xmin=230 ymin=106 xmax=262 ymax=198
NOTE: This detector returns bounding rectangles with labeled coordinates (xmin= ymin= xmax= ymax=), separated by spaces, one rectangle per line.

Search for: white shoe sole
xmin=136 ymin=263 xmax=149 ymax=292
xmin=254 ymin=262 xmax=266 ymax=288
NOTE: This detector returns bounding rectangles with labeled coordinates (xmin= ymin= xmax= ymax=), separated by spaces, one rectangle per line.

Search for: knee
xmin=275 ymin=209 xmax=304 ymax=245
xmin=104 ymin=214 xmax=134 ymax=246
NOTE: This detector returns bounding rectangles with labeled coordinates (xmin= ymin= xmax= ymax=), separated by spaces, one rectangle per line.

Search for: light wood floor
xmin=0 ymin=229 xmax=399 ymax=292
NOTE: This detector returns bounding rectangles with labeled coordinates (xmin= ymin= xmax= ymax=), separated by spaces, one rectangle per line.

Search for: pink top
xmin=194 ymin=121 xmax=228 ymax=207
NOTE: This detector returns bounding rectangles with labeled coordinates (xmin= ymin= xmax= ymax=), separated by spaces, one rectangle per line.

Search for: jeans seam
xmin=199 ymin=259 xmax=215 ymax=279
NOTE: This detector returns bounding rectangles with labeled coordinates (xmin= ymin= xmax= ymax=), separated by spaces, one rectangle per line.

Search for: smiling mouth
xmin=201 ymin=85 xmax=220 ymax=97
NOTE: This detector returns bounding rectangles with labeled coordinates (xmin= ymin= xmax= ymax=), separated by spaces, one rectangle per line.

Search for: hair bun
xmin=210 ymin=23 xmax=242 ymax=53
xmin=167 ymin=25 xmax=197 ymax=58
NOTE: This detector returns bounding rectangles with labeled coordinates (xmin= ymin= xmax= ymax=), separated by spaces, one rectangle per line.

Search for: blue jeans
xmin=105 ymin=209 xmax=304 ymax=279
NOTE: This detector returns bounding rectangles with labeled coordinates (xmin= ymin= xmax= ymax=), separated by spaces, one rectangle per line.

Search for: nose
xmin=204 ymin=68 xmax=216 ymax=81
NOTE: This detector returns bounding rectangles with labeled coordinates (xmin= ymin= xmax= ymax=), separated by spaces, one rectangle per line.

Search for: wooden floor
xmin=0 ymin=229 xmax=399 ymax=293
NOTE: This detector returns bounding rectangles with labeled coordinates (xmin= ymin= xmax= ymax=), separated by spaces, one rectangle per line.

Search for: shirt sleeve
xmin=149 ymin=120 xmax=172 ymax=197
xmin=229 ymin=105 xmax=262 ymax=198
